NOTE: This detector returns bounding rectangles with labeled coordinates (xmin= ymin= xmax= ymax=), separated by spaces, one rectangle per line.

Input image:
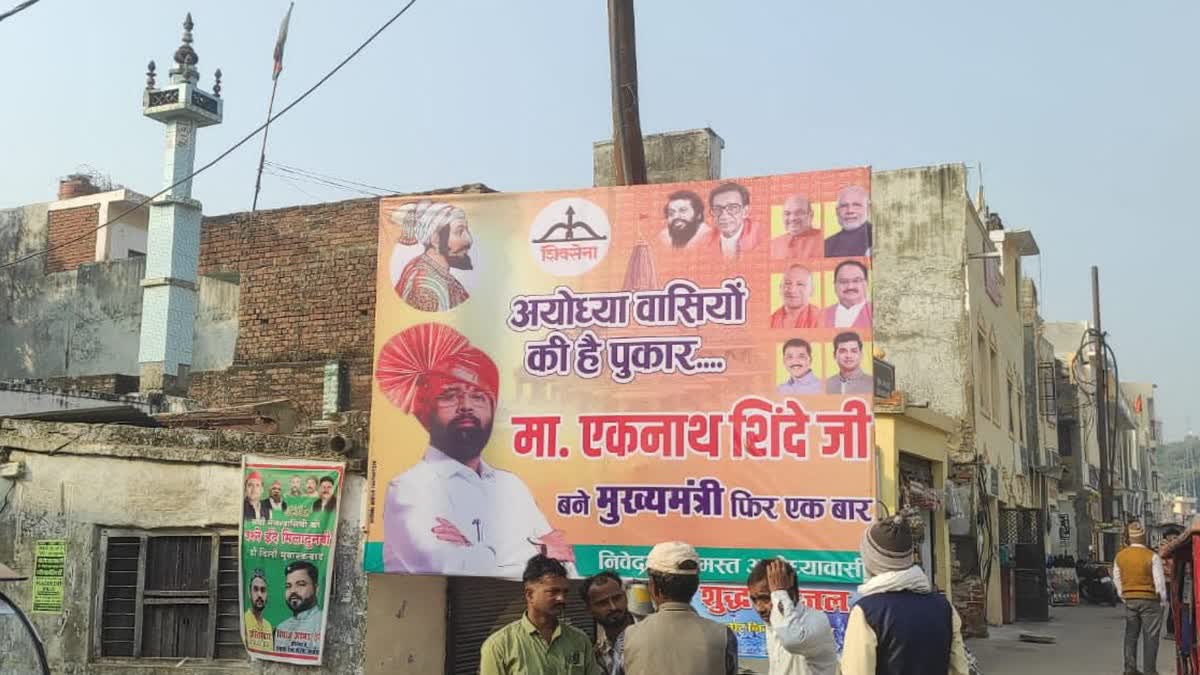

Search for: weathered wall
xmin=0 ymin=419 xmax=367 ymax=674
xmin=871 ymin=165 xmax=972 ymax=420
xmin=0 ymin=258 xmax=144 ymax=380
xmin=592 ymin=128 xmax=724 ymax=187
xmin=968 ymin=219 xmax=1034 ymax=511
xmin=363 ymin=575 xmax=447 ymax=674
xmin=0 ymin=203 xmax=49 ymax=262
xmin=193 ymin=276 xmax=240 ymax=373
xmin=0 ymin=257 xmax=238 ymax=382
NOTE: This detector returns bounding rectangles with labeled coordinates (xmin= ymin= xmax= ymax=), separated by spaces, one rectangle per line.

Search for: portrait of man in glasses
xmin=705 ymin=182 xmax=763 ymax=260
xmin=380 ymin=326 xmax=570 ymax=577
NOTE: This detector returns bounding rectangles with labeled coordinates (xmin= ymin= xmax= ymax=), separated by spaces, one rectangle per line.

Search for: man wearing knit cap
xmin=1114 ymin=520 xmax=1167 ymax=675
xmin=378 ymin=323 xmax=569 ymax=577
xmin=621 ymin=541 xmax=738 ymax=675
xmin=387 ymin=199 xmax=474 ymax=312
xmin=840 ymin=517 xmax=969 ymax=675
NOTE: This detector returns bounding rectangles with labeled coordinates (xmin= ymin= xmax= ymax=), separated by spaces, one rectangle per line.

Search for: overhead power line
xmin=0 ymin=0 xmax=42 ymax=24
xmin=0 ymin=0 xmax=419 ymax=272
xmin=264 ymin=160 xmax=405 ymax=197
xmin=264 ymin=166 xmax=380 ymax=199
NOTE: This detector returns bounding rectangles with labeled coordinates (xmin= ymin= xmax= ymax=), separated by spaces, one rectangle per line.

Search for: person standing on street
xmin=480 ymin=555 xmax=600 ymax=675
xmin=582 ymin=572 xmax=638 ymax=674
xmin=622 ymin=541 xmax=738 ymax=675
xmin=840 ymin=516 xmax=969 ymax=675
xmin=746 ymin=558 xmax=837 ymax=675
xmin=1114 ymin=521 xmax=1168 ymax=675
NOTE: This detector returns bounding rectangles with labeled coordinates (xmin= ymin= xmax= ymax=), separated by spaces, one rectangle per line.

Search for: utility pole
xmin=607 ymin=0 xmax=647 ymax=185
xmin=1092 ymin=266 xmax=1113 ymax=524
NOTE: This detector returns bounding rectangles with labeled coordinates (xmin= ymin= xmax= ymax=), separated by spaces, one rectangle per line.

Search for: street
xmin=970 ymin=605 xmax=1176 ymax=675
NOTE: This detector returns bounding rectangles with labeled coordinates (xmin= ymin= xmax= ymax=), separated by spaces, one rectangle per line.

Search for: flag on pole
xmin=272 ymin=2 xmax=294 ymax=81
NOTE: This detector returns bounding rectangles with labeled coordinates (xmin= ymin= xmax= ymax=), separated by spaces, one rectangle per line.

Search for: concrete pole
xmin=607 ymin=0 xmax=647 ymax=185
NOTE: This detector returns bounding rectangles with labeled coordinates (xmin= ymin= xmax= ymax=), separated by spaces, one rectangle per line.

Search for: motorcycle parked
xmin=1076 ymin=558 xmax=1119 ymax=606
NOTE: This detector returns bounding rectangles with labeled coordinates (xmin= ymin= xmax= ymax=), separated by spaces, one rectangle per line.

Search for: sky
xmin=0 ymin=1 xmax=1196 ymax=439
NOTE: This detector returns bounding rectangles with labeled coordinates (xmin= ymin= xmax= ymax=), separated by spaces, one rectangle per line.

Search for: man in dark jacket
xmin=840 ymin=517 xmax=968 ymax=675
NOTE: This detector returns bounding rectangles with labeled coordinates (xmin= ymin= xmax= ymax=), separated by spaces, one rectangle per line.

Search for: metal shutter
xmin=446 ymin=577 xmax=595 ymax=675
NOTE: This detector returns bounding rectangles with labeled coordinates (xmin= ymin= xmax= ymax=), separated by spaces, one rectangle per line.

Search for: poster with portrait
xmin=239 ymin=456 xmax=345 ymax=666
xmin=364 ymin=169 xmax=875 ymax=611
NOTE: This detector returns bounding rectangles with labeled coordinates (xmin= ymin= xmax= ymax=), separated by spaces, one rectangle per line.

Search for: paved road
xmin=969 ymin=604 xmax=1177 ymax=675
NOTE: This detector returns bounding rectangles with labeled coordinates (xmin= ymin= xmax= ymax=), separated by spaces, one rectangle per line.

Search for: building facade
xmin=872 ymin=164 xmax=1043 ymax=629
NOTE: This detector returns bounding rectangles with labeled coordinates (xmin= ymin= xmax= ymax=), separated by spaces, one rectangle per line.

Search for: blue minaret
xmin=138 ymin=13 xmax=223 ymax=392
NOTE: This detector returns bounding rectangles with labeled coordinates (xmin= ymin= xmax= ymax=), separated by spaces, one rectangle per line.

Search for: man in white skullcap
xmin=388 ymin=199 xmax=474 ymax=312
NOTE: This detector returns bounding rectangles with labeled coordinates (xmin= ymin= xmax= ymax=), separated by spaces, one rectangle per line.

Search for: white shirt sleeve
xmin=768 ymin=590 xmax=838 ymax=663
xmin=1112 ymin=559 xmax=1123 ymax=599
xmin=382 ymin=477 xmax=499 ymax=574
xmin=1153 ymin=554 xmax=1168 ymax=604
xmin=839 ymin=605 xmax=877 ymax=675
xmin=483 ymin=473 xmax=557 ymax=577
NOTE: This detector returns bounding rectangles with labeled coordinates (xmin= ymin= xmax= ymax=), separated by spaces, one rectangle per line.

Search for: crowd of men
xmin=479 ymin=518 xmax=969 ymax=675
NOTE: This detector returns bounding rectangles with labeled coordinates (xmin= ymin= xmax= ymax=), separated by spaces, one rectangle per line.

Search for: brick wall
xmin=45 ymin=205 xmax=99 ymax=273
xmin=190 ymin=185 xmax=491 ymax=416
xmin=199 ymin=197 xmax=381 ymax=365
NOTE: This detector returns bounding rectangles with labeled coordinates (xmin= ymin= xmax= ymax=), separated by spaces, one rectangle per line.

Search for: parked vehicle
xmin=1075 ymin=558 xmax=1118 ymax=606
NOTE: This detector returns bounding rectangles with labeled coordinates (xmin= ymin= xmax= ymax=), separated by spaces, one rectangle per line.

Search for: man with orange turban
xmin=377 ymin=323 xmax=572 ymax=577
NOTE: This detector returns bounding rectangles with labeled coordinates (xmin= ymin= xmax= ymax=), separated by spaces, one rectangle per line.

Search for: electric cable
xmin=0 ymin=0 xmax=41 ymax=24
xmin=264 ymin=160 xmax=404 ymax=196
xmin=262 ymin=163 xmax=381 ymax=197
xmin=0 ymin=0 xmax=420 ymax=271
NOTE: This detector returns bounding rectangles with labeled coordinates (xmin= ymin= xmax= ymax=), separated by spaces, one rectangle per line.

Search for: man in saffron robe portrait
xmin=387 ymin=199 xmax=474 ymax=312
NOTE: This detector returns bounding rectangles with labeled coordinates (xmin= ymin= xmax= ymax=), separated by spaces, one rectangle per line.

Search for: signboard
xmin=873 ymin=358 xmax=895 ymax=399
xmin=239 ymin=456 xmax=345 ymax=666
xmin=364 ymin=169 xmax=876 ymax=597
xmin=31 ymin=539 xmax=65 ymax=614
xmin=691 ymin=583 xmax=851 ymax=658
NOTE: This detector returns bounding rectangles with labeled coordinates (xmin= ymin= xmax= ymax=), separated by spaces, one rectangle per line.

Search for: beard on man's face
xmin=447 ymin=252 xmax=473 ymax=271
xmin=437 ymin=230 xmax=474 ymax=271
xmin=597 ymin=608 xmax=631 ymax=629
xmin=668 ymin=217 xmax=701 ymax=248
xmin=287 ymin=592 xmax=315 ymax=613
xmin=429 ymin=411 xmax=493 ymax=463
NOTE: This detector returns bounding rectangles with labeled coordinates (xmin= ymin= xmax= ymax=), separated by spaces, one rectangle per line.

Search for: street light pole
xmin=1092 ymin=267 xmax=1112 ymax=525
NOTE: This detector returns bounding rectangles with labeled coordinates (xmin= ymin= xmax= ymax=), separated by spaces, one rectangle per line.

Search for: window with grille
xmin=977 ymin=331 xmax=991 ymax=419
xmin=1037 ymin=361 xmax=1057 ymax=424
xmin=95 ymin=529 xmax=243 ymax=661
xmin=1006 ymin=376 xmax=1018 ymax=437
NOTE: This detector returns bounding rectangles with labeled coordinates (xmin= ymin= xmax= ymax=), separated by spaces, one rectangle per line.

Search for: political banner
xmin=691 ymin=583 xmax=851 ymax=658
xmin=239 ymin=456 xmax=345 ymax=666
xmin=364 ymin=168 xmax=876 ymax=591
xmin=31 ymin=539 xmax=65 ymax=614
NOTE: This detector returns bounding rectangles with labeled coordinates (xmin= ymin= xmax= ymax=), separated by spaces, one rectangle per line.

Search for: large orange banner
xmin=364 ymin=169 xmax=875 ymax=590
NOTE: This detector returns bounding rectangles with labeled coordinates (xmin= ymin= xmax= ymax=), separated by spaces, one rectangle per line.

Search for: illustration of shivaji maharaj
xmin=375 ymin=323 xmax=573 ymax=577
xmin=387 ymin=200 xmax=474 ymax=312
